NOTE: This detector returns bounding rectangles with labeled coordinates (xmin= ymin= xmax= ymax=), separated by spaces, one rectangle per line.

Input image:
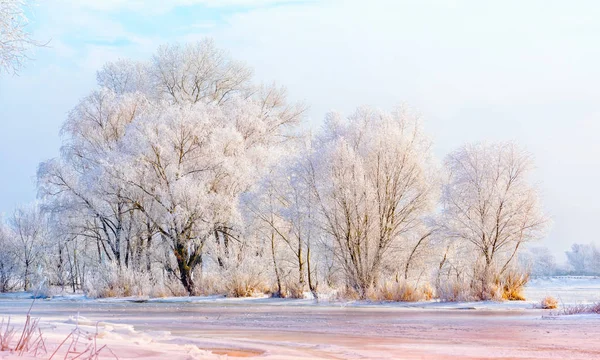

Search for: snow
xmin=1 ymin=275 xmax=598 ymax=309
xmin=525 ymin=276 xmax=600 ymax=304
xmin=0 ymin=277 xmax=598 ymax=359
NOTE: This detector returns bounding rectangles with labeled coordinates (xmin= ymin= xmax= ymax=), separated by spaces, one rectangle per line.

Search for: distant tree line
xmin=522 ymin=244 xmax=600 ymax=277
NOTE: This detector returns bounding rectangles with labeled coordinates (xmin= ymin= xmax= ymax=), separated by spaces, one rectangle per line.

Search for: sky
xmin=1 ymin=0 xmax=599 ymax=259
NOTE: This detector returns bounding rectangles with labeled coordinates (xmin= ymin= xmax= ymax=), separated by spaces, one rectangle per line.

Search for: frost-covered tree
xmin=0 ymin=222 xmax=18 ymax=292
xmin=38 ymin=39 xmax=304 ymax=296
xmin=246 ymin=139 xmax=319 ymax=297
xmin=6 ymin=204 xmax=49 ymax=291
xmin=0 ymin=0 xmax=40 ymax=74
xmin=565 ymin=243 xmax=600 ymax=275
xmin=441 ymin=142 xmax=548 ymax=297
xmin=151 ymin=40 xmax=253 ymax=104
xmin=311 ymin=106 xmax=437 ymax=296
xmin=38 ymin=90 xmax=149 ymax=269
xmin=520 ymin=246 xmax=558 ymax=276
xmin=96 ymin=39 xmax=253 ymax=105
xmin=114 ymin=97 xmax=300 ymax=295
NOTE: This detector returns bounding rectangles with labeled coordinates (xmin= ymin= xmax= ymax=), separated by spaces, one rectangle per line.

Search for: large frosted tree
xmin=37 ymin=39 xmax=304 ymax=295
xmin=113 ymin=99 xmax=299 ymax=294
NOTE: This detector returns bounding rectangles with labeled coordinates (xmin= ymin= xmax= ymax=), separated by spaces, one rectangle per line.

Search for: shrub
xmin=436 ymin=278 xmax=473 ymax=302
xmin=284 ymin=281 xmax=306 ymax=299
xmin=561 ymin=303 xmax=600 ymax=315
xmin=498 ymin=272 xmax=529 ymax=301
xmin=540 ymin=296 xmax=558 ymax=309
xmin=365 ymin=281 xmax=429 ymax=302
xmin=223 ymin=266 xmax=270 ymax=298
xmin=421 ymin=283 xmax=434 ymax=301
xmin=83 ymin=262 xmax=168 ymax=298
xmin=335 ymin=286 xmax=361 ymax=301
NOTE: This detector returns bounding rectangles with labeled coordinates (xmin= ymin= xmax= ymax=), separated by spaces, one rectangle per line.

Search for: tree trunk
xmin=307 ymin=245 xmax=318 ymax=299
xmin=270 ymin=230 xmax=283 ymax=297
xmin=174 ymin=242 xmax=196 ymax=296
xmin=23 ymin=261 xmax=30 ymax=291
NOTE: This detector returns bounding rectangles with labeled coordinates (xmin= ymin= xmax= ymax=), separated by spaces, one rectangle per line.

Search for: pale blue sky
xmin=1 ymin=0 xmax=599 ymax=257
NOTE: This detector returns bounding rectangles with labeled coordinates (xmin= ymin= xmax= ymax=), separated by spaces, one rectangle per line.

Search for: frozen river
xmin=1 ymin=294 xmax=599 ymax=359
xmin=0 ymin=277 xmax=599 ymax=359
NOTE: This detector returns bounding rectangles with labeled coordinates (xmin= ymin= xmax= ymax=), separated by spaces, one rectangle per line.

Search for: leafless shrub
xmin=84 ymin=262 xmax=163 ymax=298
xmin=561 ymin=302 xmax=600 ymax=315
xmin=283 ymin=280 xmax=305 ymax=299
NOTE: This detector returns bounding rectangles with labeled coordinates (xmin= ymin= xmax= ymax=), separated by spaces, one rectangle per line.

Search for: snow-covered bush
xmin=83 ymin=262 xmax=164 ymax=298
xmin=435 ymin=278 xmax=474 ymax=302
xmin=367 ymin=281 xmax=429 ymax=302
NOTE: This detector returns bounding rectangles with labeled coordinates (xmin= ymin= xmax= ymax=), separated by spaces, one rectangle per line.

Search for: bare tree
xmin=7 ymin=204 xmax=48 ymax=291
xmin=0 ymin=0 xmax=41 ymax=74
xmin=37 ymin=90 xmax=148 ymax=269
xmin=247 ymin=141 xmax=318 ymax=297
xmin=441 ymin=142 xmax=548 ymax=298
xmin=151 ymin=39 xmax=253 ymax=105
xmin=0 ymin=223 xmax=18 ymax=292
xmin=312 ymin=106 xmax=437 ymax=297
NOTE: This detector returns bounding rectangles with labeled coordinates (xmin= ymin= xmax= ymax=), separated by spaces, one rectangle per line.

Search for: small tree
xmin=7 ymin=204 xmax=49 ymax=291
xmin=0 ymin=224 xmax=18 ymax=292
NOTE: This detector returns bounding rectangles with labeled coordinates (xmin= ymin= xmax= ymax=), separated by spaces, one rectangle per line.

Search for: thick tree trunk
xmin=174 ymin=242 xmax=196 ymax=296
xmin=172 ymin=232 xmax=203 ymax=296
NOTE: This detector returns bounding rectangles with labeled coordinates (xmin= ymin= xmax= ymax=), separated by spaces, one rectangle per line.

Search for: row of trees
xmin=565 ymin=243 xmax=600 ymax=275
xmin=520 ymin=244 xmax=600 ymax=277
xmin=0 ymin=39 xmax=549 ymax=300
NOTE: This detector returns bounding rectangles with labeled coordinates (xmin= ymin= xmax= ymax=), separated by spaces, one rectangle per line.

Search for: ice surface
xmin=0 ymin=277 xmax=598 ymax=359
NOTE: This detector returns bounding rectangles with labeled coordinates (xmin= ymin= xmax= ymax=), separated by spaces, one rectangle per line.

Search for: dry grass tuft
xmin=498 ymin=272 xmax=529 ymax=301
xmin=284 ymin=283 xmax=306 ymax=299
xmin=49 ymin=321 xmax=119 ymax=360
xmin=0 ymin=315 xmax=48 ymax=357
xmin=365 ymin=282 xmax=429 ymax=302
xmin=336 ymin=286 xmax=361 ymax=301
xmin=435 ymin=279 xmax=473 ymax=302
xmin=540 ymin=296 xmax=558 ymax=309
xmin=421 ymin=283 xmax=434 ymax=301
xmin=226 ymin=272 xmax=269 ymax=298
